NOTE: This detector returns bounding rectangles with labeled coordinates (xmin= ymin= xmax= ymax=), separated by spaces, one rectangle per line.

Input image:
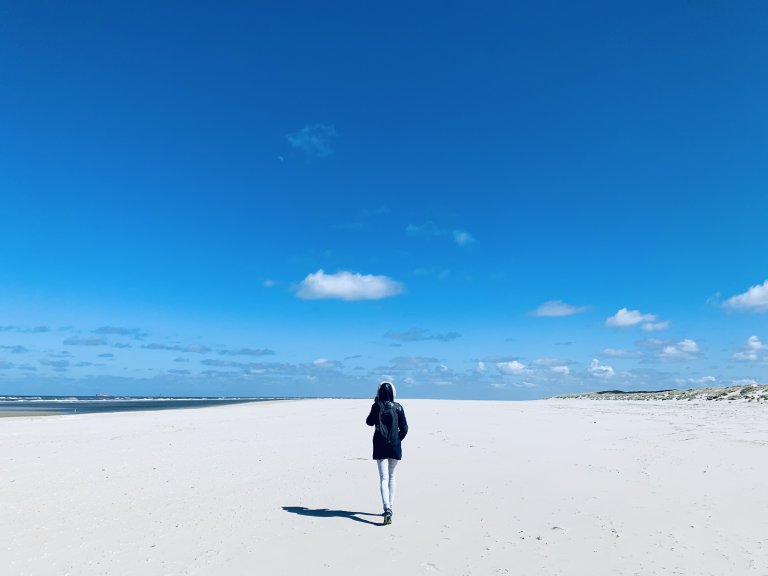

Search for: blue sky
xmin=1 ymin=1 xmax=767 ymax=399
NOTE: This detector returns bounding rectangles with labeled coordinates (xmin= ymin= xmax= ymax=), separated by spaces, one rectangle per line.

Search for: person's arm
xmin=365 ymin=402 xmax=378 ymax=426
xmin=398 ymin=405 xmax=408 ymax=440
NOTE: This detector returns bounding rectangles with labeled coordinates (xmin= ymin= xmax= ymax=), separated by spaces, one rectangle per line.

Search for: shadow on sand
xmin=282 ymin=506 xmax=382 ymax=526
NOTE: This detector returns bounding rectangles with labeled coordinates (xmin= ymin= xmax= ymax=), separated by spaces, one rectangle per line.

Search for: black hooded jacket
xmin=366 ymin=400 xmax=408 ymax=460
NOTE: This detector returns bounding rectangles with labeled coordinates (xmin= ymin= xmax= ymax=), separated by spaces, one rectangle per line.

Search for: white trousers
xmin=376 ymin=458 xmax=399 ymax=512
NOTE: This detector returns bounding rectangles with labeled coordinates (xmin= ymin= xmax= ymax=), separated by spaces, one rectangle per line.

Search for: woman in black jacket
xmin=366 ymin=381 xmax=408 ymax=525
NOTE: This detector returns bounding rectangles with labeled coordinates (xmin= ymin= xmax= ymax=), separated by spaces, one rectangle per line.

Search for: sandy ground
xmin=2 ymin=398 xmax=767 ymax=576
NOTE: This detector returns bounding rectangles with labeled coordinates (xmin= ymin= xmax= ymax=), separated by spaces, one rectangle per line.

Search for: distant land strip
xmin=555 ymin=384 xmax=768 ymax=402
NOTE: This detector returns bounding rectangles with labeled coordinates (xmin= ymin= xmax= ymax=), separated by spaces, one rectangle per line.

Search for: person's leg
xmin=387 ymin=459 xmax=399 ymax=511
xmin=376 ymin=459 xmax=391 ymax=512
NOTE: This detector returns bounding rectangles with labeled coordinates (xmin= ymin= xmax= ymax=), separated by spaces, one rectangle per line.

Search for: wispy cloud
xmin=40 ymin=359 xmax=69 ymax=371
xmin=202 ymin=359 xmax=246 ymax=369
xmin=406 ymin=221 xmax=443 ymax=237
xmin=63 ymin=336 xmax=108 ymax=346
xmin=406 ymin=221 xmax=476 ymax=247
xmin=218 ymin=348 xmax=275 ymax=357
xmin=637 ymin=338 xmax=667 ymax=349
xmin=93 ymin=326 xmax=144 ymax=338
xmin=413 ymin=268 xmax=451 ymax=280
xmin=384 ymin=328 xmax=461 ymax=343
xmin=723 ymin=280 xmax=768 ymax=313
xmin=142 ymin=343 xmax=210 ymax=353
xmin=0 ymin=345 xmax=28 ymax=354
xmin=1 ymin=325 xmax=50 ymax=333
xmin=287 ymin=123 xmax=337 ymax=157
xmin=600 ymin=348 xmax=643 ymax=359
xmin=388 ymin=356 xmax=439 ymax=370
xmin=296 ymin=270 xmax=405 ymax=301
xmin=452 ymin=230 xmax=475 ymax=247
xmin=530 ymin=300 xmax=588 ymax=317
xmin=606 ymin=308 xmax=668 ymax=331
xmin=530 ymin=357 xmax=568 ymax=367
xmin=733 ymin=335 xmax=768 ymax=362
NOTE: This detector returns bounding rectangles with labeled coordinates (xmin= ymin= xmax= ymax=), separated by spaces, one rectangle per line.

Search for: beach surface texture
xmin=2 ymin=398 xmax=767 ymax=575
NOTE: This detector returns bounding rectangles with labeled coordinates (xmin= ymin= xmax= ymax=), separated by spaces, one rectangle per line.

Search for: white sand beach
xmin=2 ymin=398 xmax=768 ymax=575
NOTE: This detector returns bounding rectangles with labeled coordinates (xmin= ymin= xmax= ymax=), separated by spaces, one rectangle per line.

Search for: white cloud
xmin=659 ymin=339 xmax=700 ymax=361
xmin=453 ymin=230 xmax=475 ymax=246
xmin=732 ymin=378 xmax=759 ymax=386
xmin=312 ymin=358 xmax=341 ymax=369
xmin=262 ymin=279 xmax=277 ymax=288
xmin=723 ymin=280 xmax=768 ymax=313
xmin=733 ymin=335 xmax=768 ymax=362
xmin=530 ymin=300 xmax=588 ymax=317
xmin=605 ymin=308 xmax=657 ymax=327
xmin=296 ymin=270 xmax=405 ymax=301
xmin=550 ymin=365 xmax=570 ymax=375
xmin=475 ymin=361 xmax=487 ymax=374
xmin=496 ymin=360 xmax=527 ymax=374
xmin=588 ymin=358 xmax=614 ymax=378
xmin=600 ymin=348 xmax=643 ymax=358
xmin=675 ymin=375 xmax=717 ymax=386
xmin=641 ymin=321 xmax=670 ymax=332
xmin=286 ymin=123 xmax=337 ymax=157
xmin=606 ymin=308 xmax=668 ymax=331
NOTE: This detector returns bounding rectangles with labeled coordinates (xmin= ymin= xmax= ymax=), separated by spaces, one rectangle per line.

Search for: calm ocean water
xmin=0 ymin=395 xmax=289 ymax=415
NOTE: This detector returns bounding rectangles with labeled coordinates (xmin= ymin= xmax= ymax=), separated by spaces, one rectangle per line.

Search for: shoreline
xmin=0 ymin=396 xmax=298 ymax=418
xmin=0 ymin=411 xmax=60 ymax=418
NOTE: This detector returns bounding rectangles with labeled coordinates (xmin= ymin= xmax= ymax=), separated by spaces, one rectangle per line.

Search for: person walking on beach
xmin=366 ymin=381 xmax=408 ymax=525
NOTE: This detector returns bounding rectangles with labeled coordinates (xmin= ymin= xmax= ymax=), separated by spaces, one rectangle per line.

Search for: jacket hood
xmin=376 ymin=381 xmax=396 ymax=402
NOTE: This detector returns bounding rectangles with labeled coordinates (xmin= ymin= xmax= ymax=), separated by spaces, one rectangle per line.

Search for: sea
xmin=0 ymin=395 xmax=289 ymax=416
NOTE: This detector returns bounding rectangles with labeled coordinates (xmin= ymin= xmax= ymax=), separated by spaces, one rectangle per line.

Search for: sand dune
xmin=558 ymin=384 xmax=768 ymax=402
xmin=2 ymin=399 xmax=767 ymax=575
